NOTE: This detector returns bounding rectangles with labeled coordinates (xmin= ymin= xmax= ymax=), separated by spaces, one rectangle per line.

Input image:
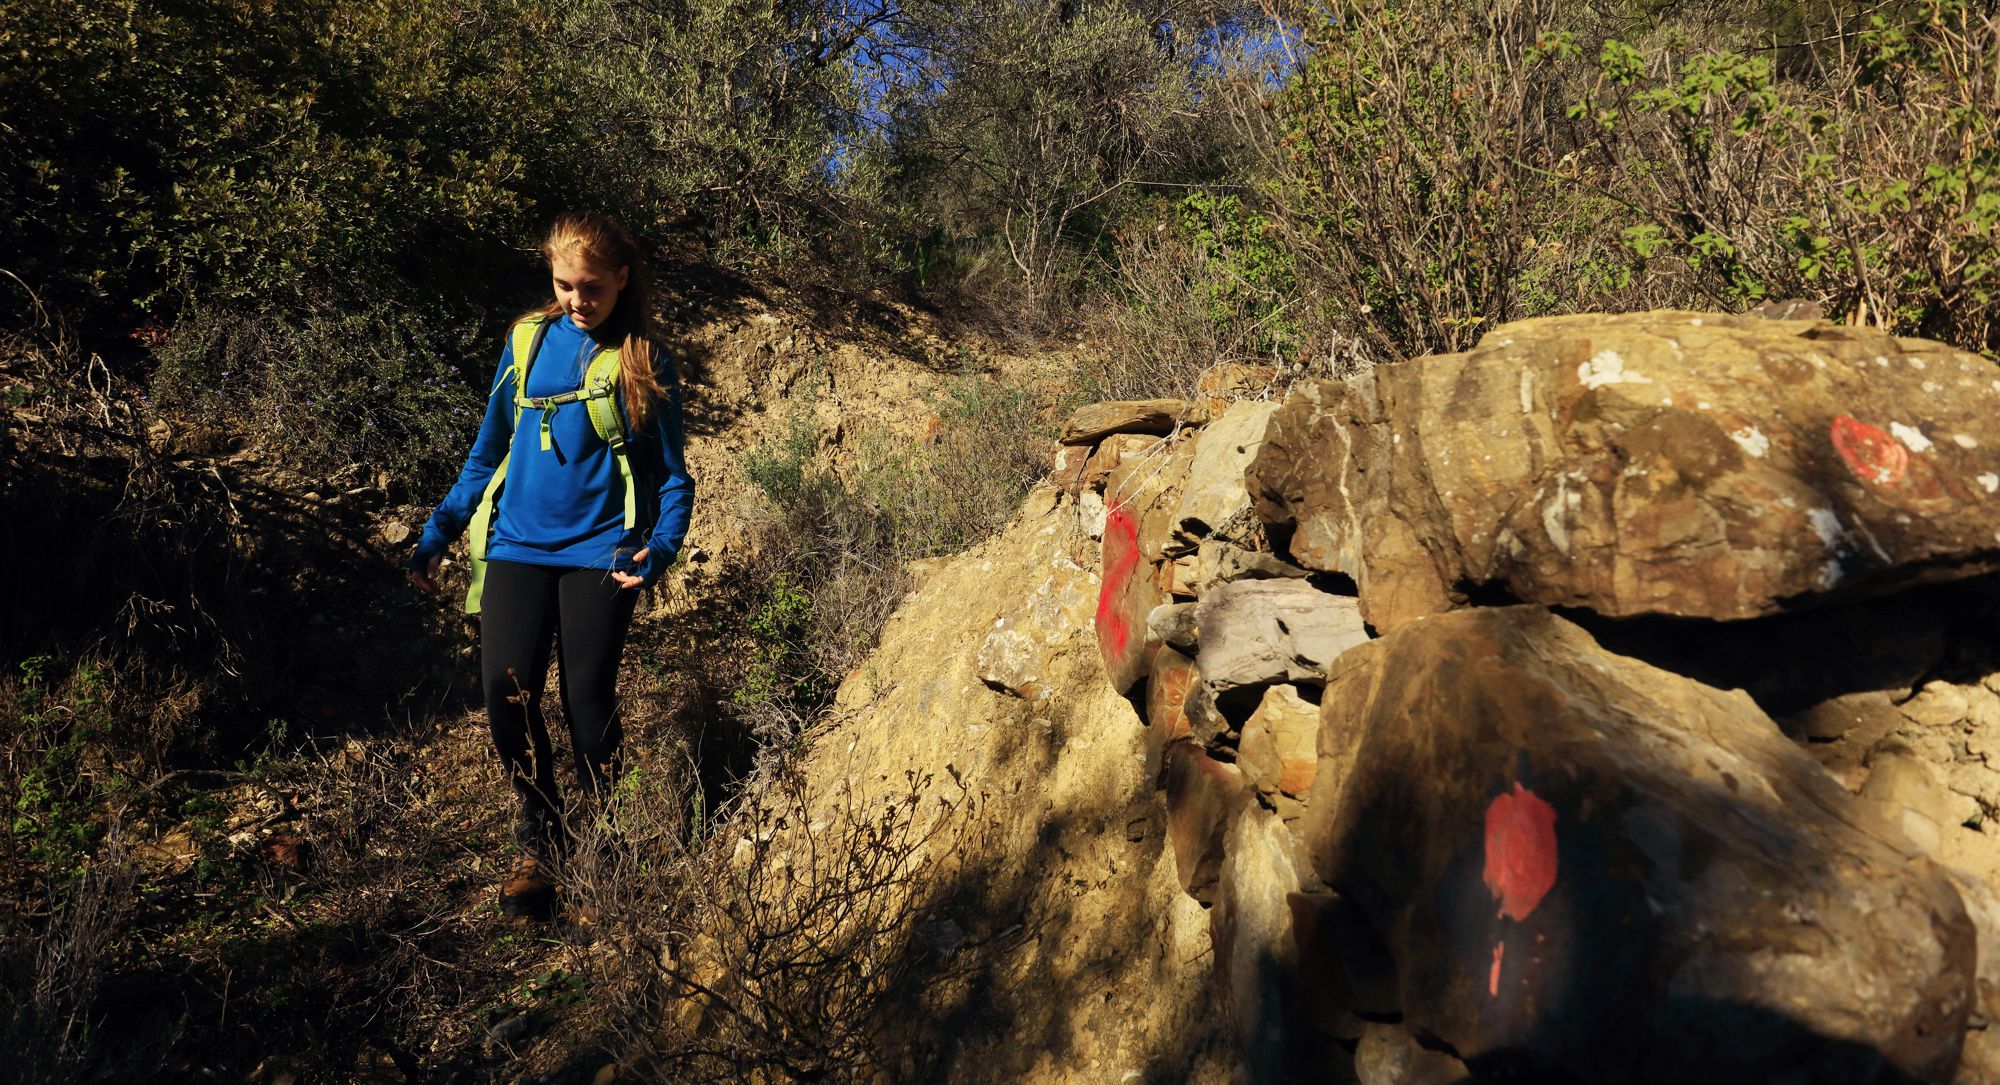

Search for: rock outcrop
xmin=1247 ymin=311 xmax=2000 ymax=630
xmin=1044 ymin=312 xmax=2000 ymax=1083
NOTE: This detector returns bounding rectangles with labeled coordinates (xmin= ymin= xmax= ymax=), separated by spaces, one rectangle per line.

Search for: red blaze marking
xmin=1489 ymin=942 xmax=1504 ymax=997
xmin=1095 ymin=506 xmax=1141 ymax=655
xmin=1831 ymin=414 xmax=1908 ymax=486
xmin=1484 ymin=783 xmax=1558 ymax=921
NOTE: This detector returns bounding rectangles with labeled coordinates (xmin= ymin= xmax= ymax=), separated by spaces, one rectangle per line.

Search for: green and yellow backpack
xmin=463 ymin=315 xmax=639 ymax=614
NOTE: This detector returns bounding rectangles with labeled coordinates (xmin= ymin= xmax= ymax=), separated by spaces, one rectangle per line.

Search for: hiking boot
xmin=498 ymin=854 xmax=556 ymax=919
xmin=513 ymin=803 xmax=565 ymax=859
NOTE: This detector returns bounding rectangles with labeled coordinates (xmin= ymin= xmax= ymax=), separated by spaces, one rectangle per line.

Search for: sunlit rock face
xmin=891 ymin=309 xmax=2000 ymax=1082
xmin=1248 ymin=311 xmax=2000 ymax=631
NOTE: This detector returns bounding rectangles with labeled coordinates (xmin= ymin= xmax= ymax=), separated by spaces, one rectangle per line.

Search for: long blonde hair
xmin=525 ymin=211 xmax=666 ymax=429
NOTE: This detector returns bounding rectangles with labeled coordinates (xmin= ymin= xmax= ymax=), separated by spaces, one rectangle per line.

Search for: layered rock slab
xmin=1250 ymin=311 xmax=2000 ymax=628
xmin=1305 ymin=606 xmax=1976 ymax=1083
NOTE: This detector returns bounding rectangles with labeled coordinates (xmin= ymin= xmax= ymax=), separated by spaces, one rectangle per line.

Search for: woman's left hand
xmin=611 ymin=548 xmax=650 ymax=590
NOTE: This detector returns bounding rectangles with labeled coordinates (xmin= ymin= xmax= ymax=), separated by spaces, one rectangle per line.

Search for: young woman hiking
xmin=407 ymin=212 xmax=694 ymax=919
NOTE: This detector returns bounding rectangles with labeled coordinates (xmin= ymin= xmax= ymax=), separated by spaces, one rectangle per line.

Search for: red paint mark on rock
xmin=1831 ymin=414 xmax=1908 ymax=486
xmin=1095 ymin=506 xmax=1141 ymax=655
xmin=1489 ymin=942 xmax=1504 ymax=997
xmin=1484 ymin=783 xmax=1558 ymax=921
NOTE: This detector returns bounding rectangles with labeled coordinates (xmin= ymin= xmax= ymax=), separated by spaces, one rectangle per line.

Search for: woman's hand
xmin=409 ymin=553 xmax=443 ymax=596
xmin=611 ymin=548 xmax=650 ymax=590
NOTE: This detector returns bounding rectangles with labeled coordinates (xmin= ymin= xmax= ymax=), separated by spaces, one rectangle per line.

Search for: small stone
xmin=1173 ymin=400 xmax=1277 ymax=546
xmin=1355 ymin=1023 xmax=1471 ymax=1085
xmin=378 ymin=521 xmax=412 ymax=546
xmin=1060 ymin=399 xmax=1188 ymax=444
xmin=1197 ymin=540 xmax=1310 ymax=587
xmin=487 ymin=1012 xmax=534 ymax=1047
xmin=1948 ymin=762 xmax=2000 ymax=816
xmin=1082 ymin=434 xmax=1161 ymax=491
xmin=1238 ymin=685 xmax=1319 ymax=798
xmin=1901 ymin=681 xmax=1971 ymax=727
xmin=1195 ymin=579 xmax=1369 ymax=690
xmin=1787 ymin=690 xmax=1903 ymax=743
xmin=1214 ymin=805 xmax=1302 ymax=1081
xmin=1051 ymin=444 xmax=1091 ymax=494
xmin=1863 ymin=749 xmax=1978 ymax=829
xmin=1145 ymin=648 xmax=1198 ymax=786
xmin=1163 ymin=745 xmax=1253 ymax=904
xmin=1147 ymin=602 xmax=1199 ymax=651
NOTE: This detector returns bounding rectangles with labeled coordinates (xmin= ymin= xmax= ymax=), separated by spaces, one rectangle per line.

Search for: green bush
xmin=1565 ymin=0 xmax=2000 ymax=352
xmin=1089 ymin=190 xmax=1313 ymax=399
xmin=737 ymin=371 xmax=1053 ymax=725
xmin=151 ymin=302 xmax=480 ymax=490
xmin=5 ymin=657 xmax=118 ymax=883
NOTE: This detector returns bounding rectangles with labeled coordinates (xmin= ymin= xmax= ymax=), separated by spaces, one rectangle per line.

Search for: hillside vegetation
xmin=3 ymin=0 xmax=1998 ymax=1080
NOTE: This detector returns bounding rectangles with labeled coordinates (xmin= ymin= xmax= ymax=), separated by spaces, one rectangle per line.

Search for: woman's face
xmin=550 ymin=253 xmax=629 ymax=332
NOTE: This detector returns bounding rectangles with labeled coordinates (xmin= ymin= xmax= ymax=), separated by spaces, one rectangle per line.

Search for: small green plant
xmin=8 ymin=657 xmax=113 ymax=881
xmin=1177 ymin=191 xmax=1302 ymax=360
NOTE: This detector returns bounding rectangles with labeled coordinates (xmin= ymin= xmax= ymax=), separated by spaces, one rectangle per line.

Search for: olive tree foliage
xmin=0 ymin=0 xmax=872 ymax=328
xmin=866 ymin=0 xmax=1265 ymax=304
xmin=0 ymin=0 xmax=883 ymax=483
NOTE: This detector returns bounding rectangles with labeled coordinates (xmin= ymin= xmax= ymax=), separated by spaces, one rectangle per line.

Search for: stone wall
xmin=1027 ymin=312 xmax=2000 ymax=1084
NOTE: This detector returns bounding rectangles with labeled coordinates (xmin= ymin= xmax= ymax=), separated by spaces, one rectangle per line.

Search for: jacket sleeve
xmin=637 ymin=353 xmax=695 ymax=587
xmin=411 ymin=343 xmax=518 ymax=566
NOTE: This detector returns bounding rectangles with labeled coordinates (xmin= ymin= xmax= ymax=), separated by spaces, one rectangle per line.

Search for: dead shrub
xmin=555 ymin=759 xmax=978 ymax=1082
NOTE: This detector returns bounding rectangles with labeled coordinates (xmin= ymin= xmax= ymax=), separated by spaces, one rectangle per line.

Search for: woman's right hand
xmin=409 ymin=553 xmax=443 ymax=596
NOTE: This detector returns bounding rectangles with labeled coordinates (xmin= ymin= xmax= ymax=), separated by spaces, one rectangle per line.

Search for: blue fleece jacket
xmin=412 ymin=314 xmax=694 ymax=587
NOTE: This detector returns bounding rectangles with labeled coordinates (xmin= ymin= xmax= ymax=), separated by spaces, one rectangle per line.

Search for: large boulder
xmin=1249 ymin=311 xmax=2000 ymax=629
xmin=1304 ymin=605 xmax=1977 ymax=1083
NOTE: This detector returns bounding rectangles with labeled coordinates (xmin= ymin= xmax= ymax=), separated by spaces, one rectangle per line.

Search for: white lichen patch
xmin=1923 ymin=380 xmax=1940 ymax=394
xmin=1810 ymin=353 xmax=1830 ymax=369
xmin=1955 ymin=434 xmax=1979 ymax=449
xmin=1806 ymin=507 xmax=1848 ymax=550
xmin=1689 ymin=318 xmax=1704 ymax=326
xmin=1518 ymin=369 xmax=1535 ymax=413
xmin=1875 ymin=356 xmax=1891 ymax=367
xmin=1817 ymin=560 xmax=1845 ymax=589
xmin=1890 ymin=422 xmax=1935 ymax=453
xmin=1980 ymin=473 xmax=1999 ymax=494
xmin=1578 ymin=350 xmax=1654 ymax=390
xmin=1780 ymin=495 xmax=1798 ymax=508
xmin=1541 ymin=478 xmax=1581 ymax=557
xmin=1729 ymin=426 xmax=1771 ymax=459
xmin=1697 ymin=401 xmax=1712 ymax=410
xmin=1911 ymin=357 xmax=1928 ymax=370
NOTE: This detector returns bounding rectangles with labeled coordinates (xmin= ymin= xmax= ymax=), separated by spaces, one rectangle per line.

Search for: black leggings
xmin=479 ymin=559 xmax=637 ymax=842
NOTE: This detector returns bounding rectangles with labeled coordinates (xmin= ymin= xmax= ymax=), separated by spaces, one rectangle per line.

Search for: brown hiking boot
xmin=499 ymin=854 xmax=556 ymax=919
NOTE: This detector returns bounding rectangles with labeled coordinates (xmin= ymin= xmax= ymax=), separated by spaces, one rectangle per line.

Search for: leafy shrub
xmin=1248 ymin=0 xmax=1581 ymax=361
xmin=151 ymin=301 xmax=480 ymax=491
xmin=1089 ymin=191 xmax=1317 ymax=399
xmin=1565 ymin=0 xmax=2000 ymax=352
xmin=5 ymin=657 xmax=118 ymax=882
xmin=736 ymin=371 xmax=1053 ymax=727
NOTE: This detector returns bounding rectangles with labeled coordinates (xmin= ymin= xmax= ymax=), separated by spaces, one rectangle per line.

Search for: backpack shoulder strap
xmin=506 ymin=316 xmax=553 ymax=409
xmin=582 ymin=347 xmax=637 ymax=530
xmin=465 ymin=315 xmax=554 ymax=614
